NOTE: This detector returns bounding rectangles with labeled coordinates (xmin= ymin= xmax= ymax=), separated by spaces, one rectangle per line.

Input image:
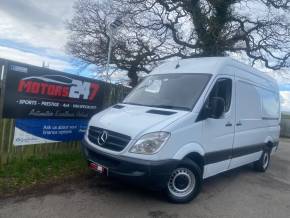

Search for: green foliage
xmin=0 ymin=151 xmax=87 ymax=195
xmin=282 ymin=113 xmax=290 ymax=119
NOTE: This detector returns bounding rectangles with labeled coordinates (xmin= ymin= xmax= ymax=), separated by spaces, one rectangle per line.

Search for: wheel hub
xmin=168 ymin=168 xmax=196 ymax=198
xmin=174 ymin=174 xmax=190 ymax=190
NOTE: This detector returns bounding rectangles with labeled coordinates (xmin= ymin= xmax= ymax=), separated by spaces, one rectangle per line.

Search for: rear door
xmin=201 ymin=75 xmax=235 ymax=178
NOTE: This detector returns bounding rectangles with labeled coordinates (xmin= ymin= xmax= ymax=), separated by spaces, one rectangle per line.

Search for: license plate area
xmin=89 ymin=161 xmax=108 ymax=176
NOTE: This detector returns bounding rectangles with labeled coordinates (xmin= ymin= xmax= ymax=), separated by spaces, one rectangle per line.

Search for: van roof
xmin=151 ymin=57 xmax=276 ymax=85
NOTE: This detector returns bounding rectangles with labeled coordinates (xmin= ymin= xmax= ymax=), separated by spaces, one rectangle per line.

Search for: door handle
xmin=236 ymin=121 xmax=242 ymax=126
xmin=225 ymin=122 xmax=233 ymax=127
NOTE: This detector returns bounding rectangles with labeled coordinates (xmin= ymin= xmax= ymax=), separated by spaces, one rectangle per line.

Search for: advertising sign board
xmin=2 ymin=60 xmax=108 ymax=119
xmin=13 ymin=119 xmax=88 ymax=146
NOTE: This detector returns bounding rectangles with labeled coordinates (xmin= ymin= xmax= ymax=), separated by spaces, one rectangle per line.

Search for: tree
xmin=67 ymin=0 xmax=290 ymax=86
xmin=66 ymin=0 xmax=181 ymax=86
xmin=127 ymin=0 xmax=290 ymax=69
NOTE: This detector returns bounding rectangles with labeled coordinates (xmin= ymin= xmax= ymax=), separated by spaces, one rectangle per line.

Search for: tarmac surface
xmin=0 ymin=139 xmax=290 ymax=218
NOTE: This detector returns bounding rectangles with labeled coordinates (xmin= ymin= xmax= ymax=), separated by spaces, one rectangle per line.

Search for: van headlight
xmin=129 ymin=132 xmax=170 ymax=155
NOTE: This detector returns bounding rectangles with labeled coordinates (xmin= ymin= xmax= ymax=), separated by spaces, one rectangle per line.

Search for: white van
xmin=82 ymin=57 xmax=280 ymax=203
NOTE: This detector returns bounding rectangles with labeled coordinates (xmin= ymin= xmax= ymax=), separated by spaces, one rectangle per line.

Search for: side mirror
xmin=206 ymin=97 xmax=225 ymax=119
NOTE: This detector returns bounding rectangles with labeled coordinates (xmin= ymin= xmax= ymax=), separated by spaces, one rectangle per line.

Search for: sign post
xmin=0 ymin=59 xmax=7 ymax=118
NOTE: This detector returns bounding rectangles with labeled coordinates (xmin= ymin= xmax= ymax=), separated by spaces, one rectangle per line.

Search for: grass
xmin=0 ymin=151 xmax=88 ymax=196
xmin=282 ymin=113 xmax=290 ymax=119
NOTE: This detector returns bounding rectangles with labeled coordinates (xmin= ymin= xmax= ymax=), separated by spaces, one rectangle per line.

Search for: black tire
xmin=165 ymin=158 xmax=202 ymax=203
xmin=254 ymin=147 xmax=271 ymax=172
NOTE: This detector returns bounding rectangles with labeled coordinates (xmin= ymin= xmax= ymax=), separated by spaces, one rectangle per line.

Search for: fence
xmin=280 ymin=114 xmax=290 ymax=138
xmin=0 ymin=81 xmax=130 ymax=166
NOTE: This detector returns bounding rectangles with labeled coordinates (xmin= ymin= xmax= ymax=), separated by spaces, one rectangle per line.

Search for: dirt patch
xmin=148 ymin=210 xmax=179 ymax=218
xmin=0 ymin=172 xmax=93 ymax=203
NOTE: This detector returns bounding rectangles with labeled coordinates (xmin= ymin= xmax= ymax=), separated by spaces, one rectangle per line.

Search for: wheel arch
xmin=184 ymin=152 xmax=205 ymax=174
xmin=173 ymin=142 xmax=205 ymax=173
xmin=264 ymin=136 xmax=275 ymax=150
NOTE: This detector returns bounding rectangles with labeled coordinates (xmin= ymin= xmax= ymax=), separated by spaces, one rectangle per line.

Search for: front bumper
xmin=81 ymin=139 xmax=178 ymax=189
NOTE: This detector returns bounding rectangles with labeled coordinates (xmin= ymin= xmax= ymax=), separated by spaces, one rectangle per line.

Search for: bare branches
xmin=228 ymin=13 xmax=290 ymax=69
xmin=137 ymin=0 xmax=290 ymax=69
xmin=260 ymin=0 xmax=290 ymax=9
xmin=67 ymin=0 xmax=290 ymax=83
xmin=67 ymin=0 xmax=181 ymax=86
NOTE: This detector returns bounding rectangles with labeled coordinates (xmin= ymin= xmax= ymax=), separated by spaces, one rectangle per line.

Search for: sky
xmin=0 ymin=0 xmax=81 ymax=72
xmin=0 ymin=0 xmax=290 ymax=112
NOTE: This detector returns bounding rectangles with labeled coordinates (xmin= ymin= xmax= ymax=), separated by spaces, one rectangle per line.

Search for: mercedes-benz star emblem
xmin=97 ymin=130 xmax=108 ymax=146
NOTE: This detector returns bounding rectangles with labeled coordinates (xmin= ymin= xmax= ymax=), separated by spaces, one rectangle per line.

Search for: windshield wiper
xmin=150 ymin=105 xmax=191 ymax=111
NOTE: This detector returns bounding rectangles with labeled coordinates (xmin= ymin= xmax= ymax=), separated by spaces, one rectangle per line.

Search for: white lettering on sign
xmin=69 ymin=80 xmax=91 ymax=100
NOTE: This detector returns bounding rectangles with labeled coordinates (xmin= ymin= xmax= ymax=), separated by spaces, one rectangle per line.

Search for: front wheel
xmin=254 ymin=148 xmax=271 ymax=172
xmin=166 ymin=159 xmax=202 ymax=203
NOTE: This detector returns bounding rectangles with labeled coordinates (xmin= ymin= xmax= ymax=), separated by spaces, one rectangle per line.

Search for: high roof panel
xmin=151 ymin=57 xmax=277 ymax=87
xmin=151 ymin=57 xmax=231 ymax=75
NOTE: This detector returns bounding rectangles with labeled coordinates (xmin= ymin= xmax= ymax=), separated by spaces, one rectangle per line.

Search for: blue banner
xmin=13 ymin=119 xmax=88 ymax=146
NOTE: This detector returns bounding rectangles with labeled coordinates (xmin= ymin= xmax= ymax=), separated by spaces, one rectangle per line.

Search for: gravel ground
xmin=0 ymin=139 xmax=290 ymax=218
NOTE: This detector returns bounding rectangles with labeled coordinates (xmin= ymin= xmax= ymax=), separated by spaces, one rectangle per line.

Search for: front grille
xmin=88 ymin=126 xmax=131 ymax=152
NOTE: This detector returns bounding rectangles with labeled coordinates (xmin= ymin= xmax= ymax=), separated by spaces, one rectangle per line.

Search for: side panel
xmin=229 ymin=151 xmax=262 ymax=170
xmin=163 ymin=115 xmax=204 ymax=161
xmin=230 ymin=68 xmax=279 ymax=169
xmin=259 ymin=87 xmax=280 ymax=144
xmin=232 ymin=78 xmax=263 ymax=167
xmin=203 ymin=160 xmax=230 ymax=179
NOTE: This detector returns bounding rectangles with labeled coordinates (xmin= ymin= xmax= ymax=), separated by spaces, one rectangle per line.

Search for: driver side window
xmin=197 ymin=78 xmax=232 ymax=121
xmin=209 ymin=78 xmax=232 ymax=113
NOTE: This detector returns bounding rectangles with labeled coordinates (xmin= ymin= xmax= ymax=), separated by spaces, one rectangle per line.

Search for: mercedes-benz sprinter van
xmin=82 ymin=57 xmax=280 ymax=203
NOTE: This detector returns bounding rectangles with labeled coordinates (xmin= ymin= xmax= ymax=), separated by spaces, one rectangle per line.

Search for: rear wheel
xmin=166 ymin=159 xmax=202 ymax=203
xmin=254 ymin=147 xmax=271 ymax=172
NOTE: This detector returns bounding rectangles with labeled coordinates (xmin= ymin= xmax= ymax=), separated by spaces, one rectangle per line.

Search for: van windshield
xmin=123 ymin=73 xmax=211 ymax=111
